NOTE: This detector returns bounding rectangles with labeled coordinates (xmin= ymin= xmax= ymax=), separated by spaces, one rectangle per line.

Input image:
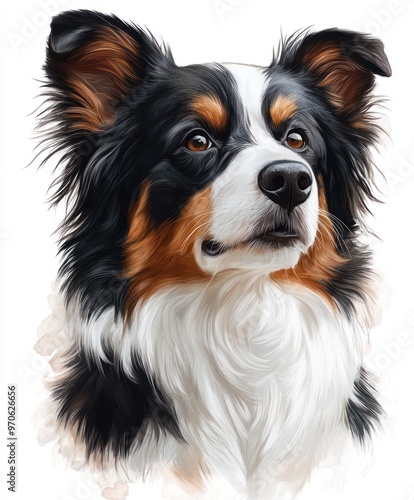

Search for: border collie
xmin=39 ymin=10 xmax=391 ymax=498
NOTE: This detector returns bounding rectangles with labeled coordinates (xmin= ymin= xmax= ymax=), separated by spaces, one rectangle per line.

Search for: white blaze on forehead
xmin=223 ymin=63 xmax=271 ymax=143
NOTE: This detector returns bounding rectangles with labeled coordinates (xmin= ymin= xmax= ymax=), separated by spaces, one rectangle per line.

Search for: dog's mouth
xmin=202 ymin=223 xmax=300 ymax=257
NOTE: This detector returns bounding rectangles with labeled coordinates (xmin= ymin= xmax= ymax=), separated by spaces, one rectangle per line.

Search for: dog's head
xmin=42 ymin=10 xmax=391 ymax=319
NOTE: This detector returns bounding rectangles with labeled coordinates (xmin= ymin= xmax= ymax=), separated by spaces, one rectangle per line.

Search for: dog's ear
xmin=278 ymin=29 xmax=391 ymax=123
xmin=44 ymin=10 xmax=169 ymax=132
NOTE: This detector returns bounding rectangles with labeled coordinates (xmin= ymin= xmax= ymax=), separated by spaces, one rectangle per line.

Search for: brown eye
xmin=186 ymin=133 xmax=211 ymax=152
xmin=286 ymin=130 xmax=306 ymax=150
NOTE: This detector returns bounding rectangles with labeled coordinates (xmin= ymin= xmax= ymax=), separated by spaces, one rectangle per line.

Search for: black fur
xmin=321 ymin=243 xmax=373 ymax=318
xmin=346 ymin=367 xmax=383 ymax=442
xmin=53 ymin=348 xmax=183 ymax=459
xmin=42 ymin=11 xmax=170 ymax=319
xmin=40 ymin=12 xmax=390 ymax=321
xmin=42 ymin=10 xmax=251 ymax=319
xmin=39 ymin=12 xmax=390 ymax=455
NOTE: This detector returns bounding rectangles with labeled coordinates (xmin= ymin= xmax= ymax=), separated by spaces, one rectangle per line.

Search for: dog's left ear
xmin=278 ymin=29 xmax=391 ymax=122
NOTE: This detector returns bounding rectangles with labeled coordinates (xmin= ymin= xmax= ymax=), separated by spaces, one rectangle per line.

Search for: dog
xmin=39 ymin=9 xmax=391 ymax=498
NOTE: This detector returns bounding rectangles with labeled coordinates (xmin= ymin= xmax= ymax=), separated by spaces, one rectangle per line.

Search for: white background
xmin=1 ymin=0 xmax=413 ymax=499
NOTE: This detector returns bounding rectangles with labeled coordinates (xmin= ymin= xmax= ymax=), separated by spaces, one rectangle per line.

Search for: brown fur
xmin=191 ymin=95 xmax=227 ymax=133
xmin=269 ymin=95 xmax=297 ymax=128
xmin=124 ymin=184 xmax=211 ymax=318
xmin=272 ymin=179 xmax=346 ymax=304
xmin=303 ymin=42 xmax=374 ymax=122
xmin=61 ymin=28 xmax=138 ymax=131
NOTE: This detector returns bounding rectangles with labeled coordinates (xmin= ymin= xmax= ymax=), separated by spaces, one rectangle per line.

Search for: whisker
xmin=178 ymin=221 xmax=212 ymax=251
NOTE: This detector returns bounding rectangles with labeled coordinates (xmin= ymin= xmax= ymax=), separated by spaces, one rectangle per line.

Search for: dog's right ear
xmin=45 ymin=10 xmax=170 ymax=132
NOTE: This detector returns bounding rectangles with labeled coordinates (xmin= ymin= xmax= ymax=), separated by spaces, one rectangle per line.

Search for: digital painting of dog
xmin=31 ymin=8 xmax=394 ymax=499
xmin=4 ymin=2 xmax=414 ymax=500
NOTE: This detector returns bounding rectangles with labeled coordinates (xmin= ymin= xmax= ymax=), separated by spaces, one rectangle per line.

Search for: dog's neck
xmin=66 ymin=271 xmax=365 ymax=494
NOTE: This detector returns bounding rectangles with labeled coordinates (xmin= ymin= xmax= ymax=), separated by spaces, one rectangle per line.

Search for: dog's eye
xmin=186 ymin=133 xmax=212 ymax=152
xmin=285 ymin=130 xmax=306 ymax=150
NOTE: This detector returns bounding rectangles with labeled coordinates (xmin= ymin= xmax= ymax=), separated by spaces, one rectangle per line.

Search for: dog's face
xmin=43 ymin=11 xmax=391 ymax=318
xmin=192 ymin=63 xmax=320 ymax=275
xmin=127 ymin=61 xmax=323 ymax=278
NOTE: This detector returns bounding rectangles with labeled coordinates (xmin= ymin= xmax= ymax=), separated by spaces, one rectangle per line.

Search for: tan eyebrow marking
xmin=191 ymin=94 xmax=227 ymax=132
xmin=269 ymin=95 xmax=297 ymax=128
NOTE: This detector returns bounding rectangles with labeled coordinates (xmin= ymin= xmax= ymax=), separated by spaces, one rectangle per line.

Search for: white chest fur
xmin=114 ymin=272 xmax=364 ymax=496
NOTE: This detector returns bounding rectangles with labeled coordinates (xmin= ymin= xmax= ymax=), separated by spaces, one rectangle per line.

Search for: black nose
xmin=258 ymin=161 xmax=313 ymax=213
